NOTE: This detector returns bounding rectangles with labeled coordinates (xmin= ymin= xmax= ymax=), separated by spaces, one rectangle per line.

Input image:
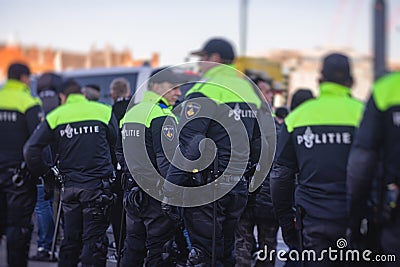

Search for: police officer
xmin=235 ymin=75 xmax=279 ymax=267
xmin=0 ymin=62 xmax=42 ymax=267
xmin=30 ymin=72 xmax=62 ymax=261
xmin=108 ymin=77 xmax=132 ymax=260
xmin=347 ymin=72 xmax=400 ymax=267
xmin=270 ymin=53 xmax=364 ymax=267
xmin=24 ymin=79 xmax=118 ymax=267
xmin=119 ymin=68 xmax=183 ymax=266
xmin=164 ymin=38 xmax=264 ymax=266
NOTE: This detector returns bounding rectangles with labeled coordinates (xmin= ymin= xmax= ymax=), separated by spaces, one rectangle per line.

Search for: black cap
xmin=191 ymin=38 xmax=235 ymax=61
xmin=321 ymin=53 xmax=352 ymax=84
xmin=85 ymin=84 xmax=101 ymax=92
xmin=290 ymin=89 xmax=314 ymax=111
xmin=275 ymin=106 xmax=289 ymax=120
xmin=7 ymin=63 xmax=30 ymax=80
xmin=149 ymin=68 xmax=185 ymax=85
xmin=37 ymin=72 xmax=62 ymax=94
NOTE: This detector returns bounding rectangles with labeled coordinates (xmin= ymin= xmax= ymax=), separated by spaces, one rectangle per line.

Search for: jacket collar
xmin=319 ymin=82 xmax=351 ymax=97
xmin=2 ymin=79 xmax=30 ymax=93
xmin=65 ymin=94 xmax=88 ymax=104
xmin=142 ymin=90 xmax=171 ymax=108
xmin=203 ymin=64 xmax=237 ymax=78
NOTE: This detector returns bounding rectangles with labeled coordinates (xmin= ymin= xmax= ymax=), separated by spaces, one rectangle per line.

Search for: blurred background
xmin=1 ymin=0 xmax=400 ymax=104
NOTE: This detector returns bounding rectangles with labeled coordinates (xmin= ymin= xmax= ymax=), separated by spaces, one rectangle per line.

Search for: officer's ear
xmin=20 ymin=73 xmax=30 ymax=86
xmin=59 ymin=93 xmax=67 ymax=104
xmin=347 ymin=77 xmax=354 ymax=88
xmin=208 ymin=53 xmax=222 ymax=63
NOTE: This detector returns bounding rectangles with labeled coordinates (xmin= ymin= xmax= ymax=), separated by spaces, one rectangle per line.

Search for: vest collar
xmin=320 ymin=82 xmax=351 ymax=97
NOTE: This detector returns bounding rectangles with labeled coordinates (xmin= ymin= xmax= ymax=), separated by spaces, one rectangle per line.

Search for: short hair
xmin=85 ymin=84 xmax=100 ymax=92
xmin=37 ymin=72 xmax=62 ymax=94
xmin=275 ymin=106 xmax=289 ymax=120
xmin=60 ymin=79 xmax=81 ymax=96
xmin=7 ymin=63 xmax=31 ymax=80
xmin=82 ymin=87 xmax=100 ymax=101
xmin=110 ymin=78 xmax=130 ymax=97
xmin=290 ymin=89 xmax=314 ymax=111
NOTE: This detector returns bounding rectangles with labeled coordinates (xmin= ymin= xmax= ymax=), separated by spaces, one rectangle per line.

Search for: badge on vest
xmin=296 ymin=127 xmax=352 ymax=149
xmin=185 ymin=102 xmax=201 ymax=119
xmin=162 ymin=125 xmax=175 ymax=141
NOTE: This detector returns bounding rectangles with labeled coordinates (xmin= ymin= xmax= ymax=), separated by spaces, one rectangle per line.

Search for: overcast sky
xmin=1 ymin=0 xmax=400 ymax=65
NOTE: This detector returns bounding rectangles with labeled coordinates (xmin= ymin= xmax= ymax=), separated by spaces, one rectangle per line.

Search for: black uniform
xmin=24 ymin=93 xmax=118 ymax=267
xmin=119 ymin=90 xmax=180 ymax=266
xmin=235 ymin=116 xmax=280 ymax=267
xmin=0 ymin=79 xmax=42 ymax=267
xmin=165 ymin=65 xmax=264 ymax=266
xmin=347 ymin=72 xmax=400 ymax=267
xmin=270 ymin=82 xmax=364 ymax=267
xmin=110 ymin=96 xmax=131 ymax=252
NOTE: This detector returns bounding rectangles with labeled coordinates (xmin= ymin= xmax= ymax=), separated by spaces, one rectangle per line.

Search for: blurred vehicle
xmin=30 ymin=66 xmax=200 ymax=105
xmin=61 ymin=66 xmax=153 ymax=105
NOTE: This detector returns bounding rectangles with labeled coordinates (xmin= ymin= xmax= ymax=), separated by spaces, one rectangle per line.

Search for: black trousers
xmin=301 ymin=215 xmax=347 ymax=267
xmin=59 ymin=186 xmax=110 ymax=267
xmin=184 ymin=180 xmax=248 ymax=266
xmin=121 ymin=191 xmax=175 ymax=267
xmin=110 ymin=170 xmax=125 ymax=251
xmin=0 ymin=169 xmax=36 ymax=267
xmin=235 ymin=208 xmax=279 ymax=267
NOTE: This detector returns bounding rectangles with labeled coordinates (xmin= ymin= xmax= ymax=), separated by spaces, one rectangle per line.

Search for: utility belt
xmin=121 ymin=172 xmax=162 ymax=192
xmin=194 ymin=171 xmax=246 ymax=186
xmin=216 ymin=174 xmax=246 ymax=184
xmin=81 ymin=178 xmax=116 ymax=209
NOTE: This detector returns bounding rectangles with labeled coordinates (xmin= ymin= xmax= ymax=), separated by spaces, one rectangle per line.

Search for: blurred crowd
xmin=0 ymin=37 xmax=399 ymax=267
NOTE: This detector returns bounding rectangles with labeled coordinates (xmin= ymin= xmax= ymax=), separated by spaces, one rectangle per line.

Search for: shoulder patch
xmin=162 ymin=125 xmax=175 ymax=141
xmin=185 ymin=102 xmax=201 ymax=119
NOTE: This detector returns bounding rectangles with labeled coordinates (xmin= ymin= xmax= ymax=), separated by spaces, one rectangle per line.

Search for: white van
xmin=61 ymin=66 xmax=153 ymax=105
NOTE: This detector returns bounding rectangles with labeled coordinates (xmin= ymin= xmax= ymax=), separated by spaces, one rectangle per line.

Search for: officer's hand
xmin=126 ymin=186 xmax=142 ymax=209
xmin=42 ymin=168 xmax=55 ymax=184
xmin=42 ymin=168 xmax=56 ymax=200
xmin=121 ymin=173 xmax=135 ymax=192
xmin=281 ymin=220 xmax=300 ymax=249
xmin=161 ymin=198 xmax=181 ymax=223
xmin=43 ymin=181 xmax=54 ymax=201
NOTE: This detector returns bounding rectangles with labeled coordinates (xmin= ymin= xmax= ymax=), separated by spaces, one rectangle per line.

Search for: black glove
xmin=43 ymin=180 xmax=54 ymax=201
xmin=281 ymin=219 xmax=300 ymax=249
xmin=121 ymin=173 xmax=136 ymax=192
xmin=126 ymin=186 xmax=142 ymax=210
xmin=42 ymin=168 xmax=56 ymax=201
xmin=161 ymin=197 xmax=182 ymax=223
